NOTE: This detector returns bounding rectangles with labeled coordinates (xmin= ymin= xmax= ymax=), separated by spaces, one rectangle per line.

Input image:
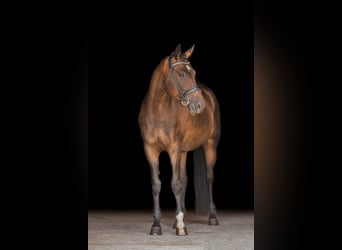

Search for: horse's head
xmin=163 ymin=44 xmax=205 ymax=115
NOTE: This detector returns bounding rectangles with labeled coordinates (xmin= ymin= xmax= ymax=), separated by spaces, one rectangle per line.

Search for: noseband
xmin=167 ymin=56 xmax=201 ymax=106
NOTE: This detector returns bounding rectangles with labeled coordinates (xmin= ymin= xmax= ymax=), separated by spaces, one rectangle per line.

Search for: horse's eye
xmin=179 ymin=72 xmax=185 ymax=77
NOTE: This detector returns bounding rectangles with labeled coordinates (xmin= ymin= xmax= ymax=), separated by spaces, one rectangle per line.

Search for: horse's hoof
xmin=176 ymin=227 xmax=188 ymax=236
xmin=208 ymin=217 xmax=219 ymax=225
xmin=150 ymin=226 xmax=162 ymax=235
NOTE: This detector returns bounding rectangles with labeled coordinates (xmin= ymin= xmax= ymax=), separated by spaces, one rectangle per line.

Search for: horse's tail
xmin=193 ymin=146 xmax=210 ymax=215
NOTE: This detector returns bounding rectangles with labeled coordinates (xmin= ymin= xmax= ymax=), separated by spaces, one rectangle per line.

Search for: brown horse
xmin=138 ymin=44 xmax=221 ymax=236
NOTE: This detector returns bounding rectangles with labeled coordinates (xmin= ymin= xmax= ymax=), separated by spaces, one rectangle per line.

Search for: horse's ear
xmin=182 ymin=44 xmax=195 ymax=59
xmin=173 ymin=44 xmax=182 ymax=58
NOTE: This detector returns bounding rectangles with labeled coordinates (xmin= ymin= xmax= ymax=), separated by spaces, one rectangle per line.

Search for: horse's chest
xmin=146 ymin=124 xmax=178 ymax=145
xmin=145 ymin=121 xmax=209 ymax=151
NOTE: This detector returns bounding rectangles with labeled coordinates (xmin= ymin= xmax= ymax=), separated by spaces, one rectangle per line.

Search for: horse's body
xmin=138 ymin=44 xmax=221 ymax=236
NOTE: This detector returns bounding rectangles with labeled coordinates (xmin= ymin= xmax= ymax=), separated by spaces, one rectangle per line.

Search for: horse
xmin=138 ymin=44 xmax=221 ymax=236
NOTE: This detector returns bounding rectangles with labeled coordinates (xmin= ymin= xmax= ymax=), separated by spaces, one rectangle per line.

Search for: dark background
xmin=88 ymin=7 xmax=254 ymax=211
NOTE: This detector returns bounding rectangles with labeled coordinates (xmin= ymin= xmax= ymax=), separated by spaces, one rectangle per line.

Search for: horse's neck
xmin=144 ymin=59 xmax=182 ymax=116
xmin=144 ymin=80 xmax=181 ymax=121
xmin=147 ymin=84 xmax=175 ymax=110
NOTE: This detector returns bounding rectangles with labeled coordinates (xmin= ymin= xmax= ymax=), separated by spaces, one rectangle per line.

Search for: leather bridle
xmin=166 ymin=55 xmax=201 ymax=106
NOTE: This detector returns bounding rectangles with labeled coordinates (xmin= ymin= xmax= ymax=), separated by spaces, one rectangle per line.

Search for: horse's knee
xmin=171 ymin=179 xmax=183 ymax=195
xmin=152 ymin=179 xmax=161 ymax=195
xmin=207 ymin=171 xmax=214 ymax=184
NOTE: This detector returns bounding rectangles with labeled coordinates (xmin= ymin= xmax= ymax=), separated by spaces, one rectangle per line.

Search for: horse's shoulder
xmin=198 ymin=82 xmax=212 ymax=93
xmin=198 ymin=83 xmax=218 ymax=103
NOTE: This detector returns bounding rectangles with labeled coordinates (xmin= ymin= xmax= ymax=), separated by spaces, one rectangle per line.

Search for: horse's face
xmin=165 ymin=45 xmax=206 ymax=115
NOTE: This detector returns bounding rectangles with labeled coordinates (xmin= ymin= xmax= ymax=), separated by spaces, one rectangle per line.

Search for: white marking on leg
xmin=176 ymin=212 xmax=185 ymax=227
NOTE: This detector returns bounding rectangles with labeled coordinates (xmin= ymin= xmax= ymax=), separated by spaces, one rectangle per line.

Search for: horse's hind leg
xmin=144 ymin=144 xmax=162 ymax=235
xmin=169 ymin=150 xmax=188 ymax=236
xmin=203 ymin=140 xmax=219 ymax=225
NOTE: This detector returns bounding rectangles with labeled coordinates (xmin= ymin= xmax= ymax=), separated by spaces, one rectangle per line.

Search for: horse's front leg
xmin=144 ymin=144 xmax=162 ymax=235
xmin=173 ymin=152 xmax=188 ymax=229
xmin=169 ymin=148 xmax=188 ymax=236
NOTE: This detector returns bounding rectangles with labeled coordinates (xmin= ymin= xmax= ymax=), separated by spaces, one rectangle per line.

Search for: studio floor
xmin=88 ymin=209 xmax=254 ymax=250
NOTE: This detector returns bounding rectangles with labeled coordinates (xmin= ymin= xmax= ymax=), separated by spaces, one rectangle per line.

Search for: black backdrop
xmin=89 ymin=7 xmax=254 ymax=210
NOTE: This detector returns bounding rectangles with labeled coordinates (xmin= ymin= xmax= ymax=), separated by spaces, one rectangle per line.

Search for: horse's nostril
xmin=197 ymin=103 xmax=202 ymax=110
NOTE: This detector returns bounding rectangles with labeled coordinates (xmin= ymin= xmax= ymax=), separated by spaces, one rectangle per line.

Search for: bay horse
xmin=138 ymin=44 xmax=221 ymax=236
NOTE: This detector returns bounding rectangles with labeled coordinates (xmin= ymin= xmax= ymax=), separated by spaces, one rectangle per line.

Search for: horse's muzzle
xmin=189 ymin=100 xmax=205 ymax=115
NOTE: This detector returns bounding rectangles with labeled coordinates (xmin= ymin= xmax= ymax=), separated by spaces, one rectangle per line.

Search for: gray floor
xmin=88 ymin=209 xmax=254 ymax=250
